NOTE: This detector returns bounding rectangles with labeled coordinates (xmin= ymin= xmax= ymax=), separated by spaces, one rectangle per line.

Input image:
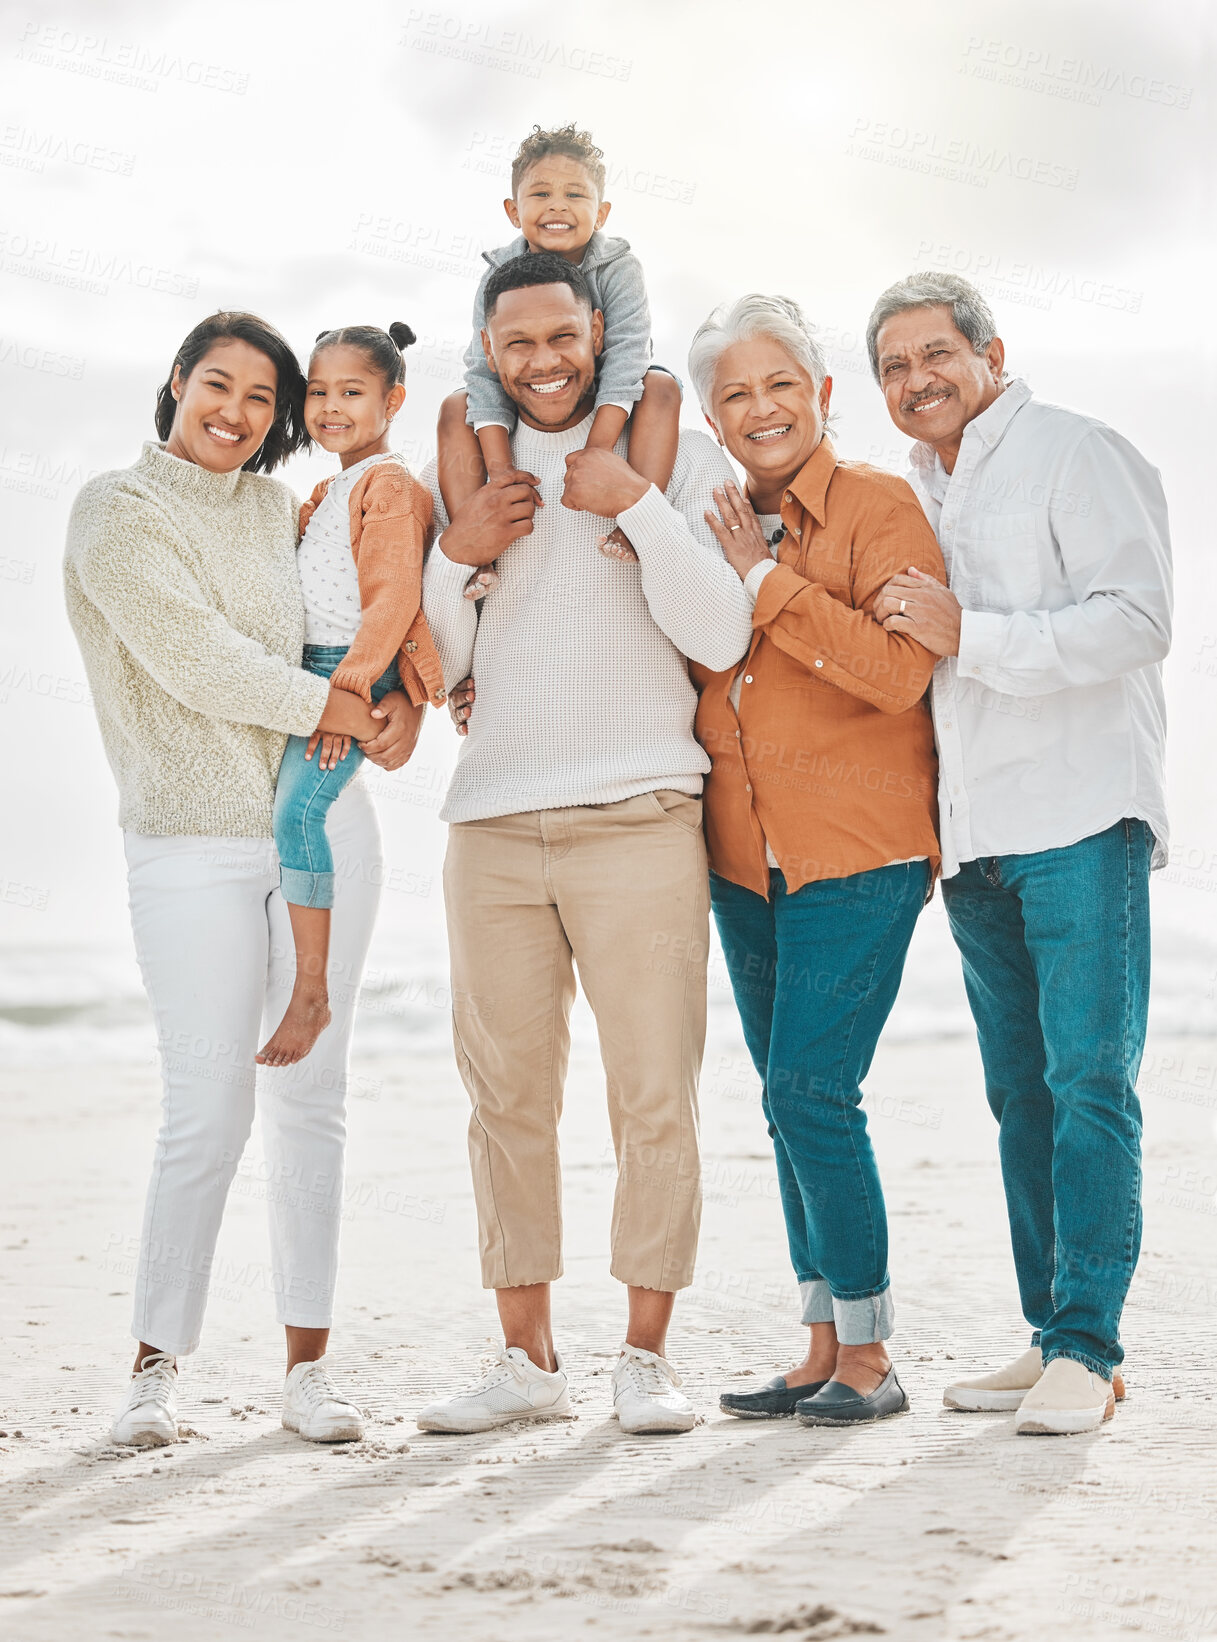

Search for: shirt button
xmin=784 ymin=492 xmax=793 ymax=503
xmin=735 ymin=729 xmax=741 ymax=738
xmin=745 ymin=784 xmax=752 ymax=793
xmin=743 ymin=674 xmax=753 ymax=684
xmin=434 ymin=688 xmax=446 ymax=701
xmin=404 ymin=640 xmax=418 ymax=653
xmin=814 ymin=659 xmax=824 ymax=668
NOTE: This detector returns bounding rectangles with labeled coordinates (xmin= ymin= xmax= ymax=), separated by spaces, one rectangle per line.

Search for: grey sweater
xmin=64 ymin=442 xmax=331 ymax=837
xmin=463 ymin=231 xmax=652 ymax=429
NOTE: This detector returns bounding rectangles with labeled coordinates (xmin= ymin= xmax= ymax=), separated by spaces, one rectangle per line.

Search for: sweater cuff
xmin=432 ymin=537 xmax=483 ymax=585
xmin=328 ymin=663 xmax=377 ymax=704
xmin=743 ymin=558 xmax=778 ymax=608
xmin=957 ymin=610 xmax=1005 ymax=677
xmin=286 ymin=669 xmax=334 ymax=737
xmin=615 ymin=482 xmax=674 ymax=549
xmin=751 ymin=561 xmax=806 ymax=628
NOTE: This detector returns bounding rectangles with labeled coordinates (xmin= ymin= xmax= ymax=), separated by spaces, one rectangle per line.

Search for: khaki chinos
xmin=443 ymin=790 xmax=709 ymax=1292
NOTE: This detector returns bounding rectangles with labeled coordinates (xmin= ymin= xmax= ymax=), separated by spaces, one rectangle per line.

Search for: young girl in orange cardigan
xmin=258 ymin=323 xmax=446 ymax=1066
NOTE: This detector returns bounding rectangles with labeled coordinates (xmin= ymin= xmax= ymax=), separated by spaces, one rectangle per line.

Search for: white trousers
xmin=123 ymin=784 xmax=382 ymax=1355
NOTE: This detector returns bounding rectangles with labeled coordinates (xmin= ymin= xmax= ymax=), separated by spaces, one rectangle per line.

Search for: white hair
xmin=866 ymin=271 xmax=999 ymax=382
xmin=688 ymin=293 xmax=829 ymax=421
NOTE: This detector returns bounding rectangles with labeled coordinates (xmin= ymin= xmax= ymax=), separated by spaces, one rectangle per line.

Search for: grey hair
xmin=689 ymin=293 xmax=829 ymax=421
xmin=865 ymin=271 xmax=999 ymax=383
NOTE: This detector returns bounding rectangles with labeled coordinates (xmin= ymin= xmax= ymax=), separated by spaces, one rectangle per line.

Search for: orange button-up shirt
xmin=691 ymin=438 xmax=945 ymax=897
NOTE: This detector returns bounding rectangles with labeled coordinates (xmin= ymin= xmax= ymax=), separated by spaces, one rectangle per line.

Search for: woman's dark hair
xmin=311 ymin=323 xmax=417 ymax=388
xmin=153 ymin=311 xmax=307 ymax=474
xmin=483 ymin=253 xmax=591 ymax=321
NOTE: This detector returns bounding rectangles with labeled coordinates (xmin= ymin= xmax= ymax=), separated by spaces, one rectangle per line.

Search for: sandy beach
xmin=3 ymin=1024 xmax=1214 ymax=1642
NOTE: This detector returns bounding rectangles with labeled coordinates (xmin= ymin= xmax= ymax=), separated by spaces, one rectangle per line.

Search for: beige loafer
xmin=945 ymin=1346 xmax=1124 ymax=1411
xmin=944 ymin=1345 xmax=1045 ymax=1411
xmin=1014 ymin=1357 xmax=1116 ymax=1435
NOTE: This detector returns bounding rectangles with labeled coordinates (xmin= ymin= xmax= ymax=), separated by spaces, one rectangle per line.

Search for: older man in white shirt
xmin=866 ymin=271 xmax=1171 ymax=1436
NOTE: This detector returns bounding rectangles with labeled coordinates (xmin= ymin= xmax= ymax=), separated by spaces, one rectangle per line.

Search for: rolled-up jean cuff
xmin=801 ymin=1279 xmax=894 ymax=1342
xmin=799 ymin=1278 xmax=835 ymax=1326
xmin=280 ymin=867 xmax=335 ymax=909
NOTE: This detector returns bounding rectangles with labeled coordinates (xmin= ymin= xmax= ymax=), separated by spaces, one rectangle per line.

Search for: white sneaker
xmin=112 ymin=1352 xmax=179 ymax=1447
xmin=1015 ymin=1357 xmax=1117 ymax=1435
xmin=416 ymin=1347 xmax=571 ymax=1434
xmin=612 ymin=1344 xmax=696 ymax=1434
xmin=945 ymin=1346 xmax=1125 ymax=1411
xmin=282 ymin=1358 xmax=364 ymax=1443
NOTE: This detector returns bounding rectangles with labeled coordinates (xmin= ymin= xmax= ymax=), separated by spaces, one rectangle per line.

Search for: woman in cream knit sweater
xmin=64 ymin=311 xmax=420 ymax=1449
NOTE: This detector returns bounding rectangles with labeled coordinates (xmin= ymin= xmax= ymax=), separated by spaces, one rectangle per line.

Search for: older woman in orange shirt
xmin=692 ymin=294 xmax=945 ymax=1427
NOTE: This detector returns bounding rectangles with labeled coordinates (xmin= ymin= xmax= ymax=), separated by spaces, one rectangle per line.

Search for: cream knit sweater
xmin=422 ymin=415 xmax=754 ymax=824
xmin=64 ymin=442 xmax=332 ymax=837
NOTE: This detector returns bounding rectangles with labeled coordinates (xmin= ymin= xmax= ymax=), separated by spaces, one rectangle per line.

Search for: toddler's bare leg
xmin=257 ymin=905 xmax=332 ymax=1067
xmin=601 ymin=371 xmax=683 ymax=561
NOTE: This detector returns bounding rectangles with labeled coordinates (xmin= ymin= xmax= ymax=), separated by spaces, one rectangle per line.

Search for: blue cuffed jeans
xmin=711 ymin=860 xmax=929 ymax=1343
xmin=273 ymin=645 xmax=399 ymax=909
xmin=941 ymin=818 xmax=1153 ymax=1380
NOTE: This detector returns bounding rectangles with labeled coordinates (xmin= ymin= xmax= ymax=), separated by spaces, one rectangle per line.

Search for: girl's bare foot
xmin=257 ymin=987 xmax=331 ymax=1066
xmin=463 ymin=566 xmax=500 ymax=600
xmin=598 ymin=525 xmax=638 ymax=561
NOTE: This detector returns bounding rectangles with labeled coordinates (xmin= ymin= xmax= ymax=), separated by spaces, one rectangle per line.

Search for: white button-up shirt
xmin=908 ymin=378 xmax=1172 ymax=877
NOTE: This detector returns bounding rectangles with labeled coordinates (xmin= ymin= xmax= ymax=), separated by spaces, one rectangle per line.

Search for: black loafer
xmin=795 ymin=1367 xmax=909 ymax=1426
xmin=720 ymin=1375 xmax=829 ymax=1419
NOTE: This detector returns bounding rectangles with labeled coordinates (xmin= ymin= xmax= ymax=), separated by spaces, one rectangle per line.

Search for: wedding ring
xmin=729 ymin=524 xmax=741 ymax=531
xmin=899 ymin=599 xmax=907 ymax=613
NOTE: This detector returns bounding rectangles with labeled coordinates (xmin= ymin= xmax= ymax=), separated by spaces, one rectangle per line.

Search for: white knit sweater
xmin=421 ymin=415 xmax=753 ymax=824
xmin=64 ymin=442 xmax=331 ymax=837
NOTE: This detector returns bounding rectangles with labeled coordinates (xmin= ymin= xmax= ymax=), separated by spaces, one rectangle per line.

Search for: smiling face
xmin=304 ymin=343 xmax=405 ymax=467
xmin=164 ymin=339 xmax=278 ymax=472
xmin=707 ymin=336 xmax=832 ymax=511
xmin=482 ymin=281 xmax=603 ymax=431
xmin=875 ymin=304 xmax=1005 ymax=468
xmin=506 ymin=154 xmax=610 ymax=262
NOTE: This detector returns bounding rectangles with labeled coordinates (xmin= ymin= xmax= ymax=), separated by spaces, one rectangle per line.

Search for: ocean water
xmin=2 ymin=873 xmax=1213 ymax=1071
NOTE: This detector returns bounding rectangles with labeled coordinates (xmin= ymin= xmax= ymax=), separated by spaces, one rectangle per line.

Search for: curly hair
xmin=510 ymin=123 xmax=606 ymax=198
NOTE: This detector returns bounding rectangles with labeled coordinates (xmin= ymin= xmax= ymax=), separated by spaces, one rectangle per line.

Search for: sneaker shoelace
xmin=294 ymin=1362 xmax=348 ymax=1410
xmin=127 ymin=1353 xmax=176 ymax=1412
xmin=622 ymin=1351 xmax=680 ymax=1398
xmin=462 ymin=1352 xmax=535 ymax=1397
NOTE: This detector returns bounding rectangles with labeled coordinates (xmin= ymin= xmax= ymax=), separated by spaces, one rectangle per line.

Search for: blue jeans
xmin=941 ymin=818 xmax=1153 ymax=1379
xmin=711 ymin=861 xmax=929 ymax=1343
xmin=273 ymin=646 xmax=399 ymax=909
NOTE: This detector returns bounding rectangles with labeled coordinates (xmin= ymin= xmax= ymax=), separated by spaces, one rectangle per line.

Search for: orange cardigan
xmin=298 ymin=460 xmax=447 ymax=709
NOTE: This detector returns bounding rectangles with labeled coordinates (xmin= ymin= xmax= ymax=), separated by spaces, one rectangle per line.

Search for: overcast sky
xmin=2 ymin=0 xmax=1214 ymax=959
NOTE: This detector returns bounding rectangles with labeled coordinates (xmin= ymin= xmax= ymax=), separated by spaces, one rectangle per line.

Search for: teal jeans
xmin=711 ymin=860 xmax=929 ymax=1343
xmin=273 ymin=645 xmax=399 ymax=909
xmin=942 ymin=818 xmax=1154 ymax=1378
